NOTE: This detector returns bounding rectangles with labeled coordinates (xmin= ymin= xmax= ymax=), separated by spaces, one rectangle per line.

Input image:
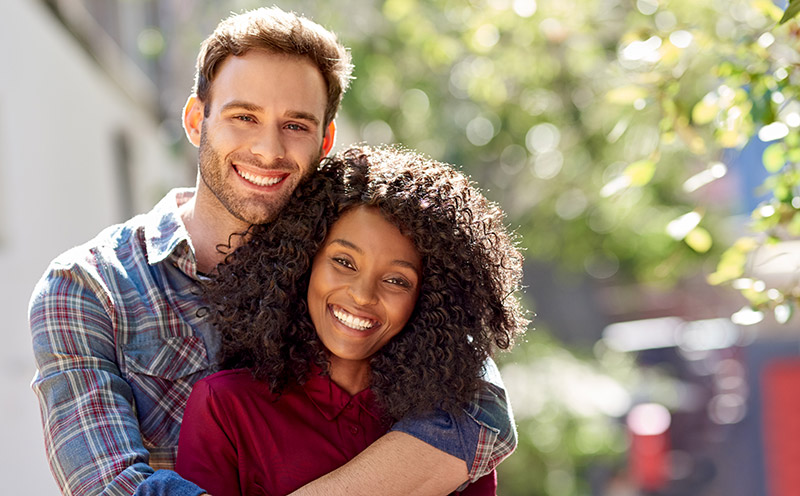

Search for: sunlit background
xmin=3 ymin=0 xmax=800 ymax=494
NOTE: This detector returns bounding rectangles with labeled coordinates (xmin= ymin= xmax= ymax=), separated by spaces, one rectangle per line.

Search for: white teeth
xmin=238 ymin=169 xmax=284 ymax=187
xmin=332 ymin=306 xmax=377 ymax=331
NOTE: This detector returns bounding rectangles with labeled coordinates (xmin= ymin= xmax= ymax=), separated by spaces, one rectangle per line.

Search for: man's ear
xmin=182 ymin=95 xmax=204 ymax=147
xmin=322 ymin=121 xmax=336 ymax=156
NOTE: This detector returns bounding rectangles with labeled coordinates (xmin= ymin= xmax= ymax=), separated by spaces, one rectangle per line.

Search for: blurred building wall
xmin=0 ymin=1 xmax=188 ymax=492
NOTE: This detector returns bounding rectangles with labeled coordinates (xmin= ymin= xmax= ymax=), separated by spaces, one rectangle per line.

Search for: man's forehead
xmin=206 ymin=51 xmax=327 ymax=116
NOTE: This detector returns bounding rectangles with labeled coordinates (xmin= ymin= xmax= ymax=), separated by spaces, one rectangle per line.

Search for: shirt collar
xmin=303 ymin=367 xmax=384 ymax=422
xmin=144 ymin=188 xmax=197 ymax=268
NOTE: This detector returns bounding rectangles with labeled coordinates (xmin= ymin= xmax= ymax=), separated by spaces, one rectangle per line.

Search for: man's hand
xmin=289 ymin=431 xmax=468 ymax=496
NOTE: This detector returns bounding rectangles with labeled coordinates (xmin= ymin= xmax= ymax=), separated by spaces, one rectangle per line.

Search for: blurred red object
xmin=627 ymin=403 xmax=671 ymax=491
xmin=762 ymin=359 xmax=800 ymax=496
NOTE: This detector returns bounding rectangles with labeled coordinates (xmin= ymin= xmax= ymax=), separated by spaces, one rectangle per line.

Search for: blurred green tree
xmin=318 ymin=0 xmax=800 ymax=493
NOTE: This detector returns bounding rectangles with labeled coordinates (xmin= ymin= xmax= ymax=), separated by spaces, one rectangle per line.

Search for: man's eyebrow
xmin=287 ymin=110 xmax=321 ymax=127
xmin=330 ymin=239 xmax=420 ymax=274
xmin=219 ymin=100 xmax=262 ymax=113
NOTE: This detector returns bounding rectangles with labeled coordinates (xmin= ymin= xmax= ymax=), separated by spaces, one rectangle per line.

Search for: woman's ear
xmin=182 ymin=95 xmax=204 ymax=147
xmin=322 ymin=121 xmax=336 ymax=156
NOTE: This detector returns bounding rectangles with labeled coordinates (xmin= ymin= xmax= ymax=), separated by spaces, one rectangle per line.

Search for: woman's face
xmin=307 ymin=206 xmax=422 ymax=368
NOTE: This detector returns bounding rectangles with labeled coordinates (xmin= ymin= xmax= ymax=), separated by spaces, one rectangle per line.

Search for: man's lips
xmin=236 ymin=166 xmax=287 ymax=187
xmin=233 ymin=160 xmax=293 ymax=188
xmin=330 ymin=304 xmax=380 ymax=332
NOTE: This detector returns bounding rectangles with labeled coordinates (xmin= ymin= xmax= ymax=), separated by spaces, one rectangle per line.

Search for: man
xmin=30 ymin=7 xmax=515 ymax=495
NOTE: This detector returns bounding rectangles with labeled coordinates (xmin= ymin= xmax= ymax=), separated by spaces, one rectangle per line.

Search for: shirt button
xmin=350 ymin=426 xmax=359 ymax=435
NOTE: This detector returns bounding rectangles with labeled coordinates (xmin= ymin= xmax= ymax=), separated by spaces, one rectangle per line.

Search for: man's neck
xmin=179 ymin=190 xmax=251 ymax=274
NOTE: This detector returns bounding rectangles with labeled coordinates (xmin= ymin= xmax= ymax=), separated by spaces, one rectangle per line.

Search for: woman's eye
xmin=386 ymin=277 xmax=411 ymax=288
xmin=333 ymin=257 xmax=354 ymax=269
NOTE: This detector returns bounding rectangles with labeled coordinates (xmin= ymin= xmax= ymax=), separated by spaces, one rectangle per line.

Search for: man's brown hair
xmin=193 ymin=7 xmax=353 ymax=125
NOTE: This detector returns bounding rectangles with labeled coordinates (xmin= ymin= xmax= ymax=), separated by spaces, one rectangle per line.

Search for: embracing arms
xmin=291 ymin=359 xmax=514 ymax=495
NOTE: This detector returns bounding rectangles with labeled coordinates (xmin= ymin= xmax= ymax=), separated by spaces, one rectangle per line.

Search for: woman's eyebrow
xmin=329 ymin=239 xmax=420 ymax=274
xmin=391 ymin=259 xmax=420 ymax=273
xmin=330 ymin=239 xmax=361 ymax=253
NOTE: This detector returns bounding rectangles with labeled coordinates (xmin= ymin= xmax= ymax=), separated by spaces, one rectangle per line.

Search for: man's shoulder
xmin=47 ymin=188 xmax=193 ymax=274
xmin=49 ymin=214 xmax=149 ymax=272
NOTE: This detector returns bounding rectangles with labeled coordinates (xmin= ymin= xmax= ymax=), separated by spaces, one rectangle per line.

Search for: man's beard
xmin=197 ymin=130 xmax=320 ymax=225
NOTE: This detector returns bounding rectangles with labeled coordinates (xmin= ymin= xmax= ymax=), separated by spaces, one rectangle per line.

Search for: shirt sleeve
xmin=455 ymin=470 xmax=497 ymax=495
xmin=29 ymin=262 xmax=204 ymax=496
xmin=390 ymin=357 xmax=516 ymax=483
xmin=175 ymin=379 xmax=241 ymax=496
xmin=463 ymin=357 xmax=517 ymax=478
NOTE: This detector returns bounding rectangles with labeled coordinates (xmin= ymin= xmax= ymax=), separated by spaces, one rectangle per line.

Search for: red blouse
xmin=175 ymin=368 xmax=496 ymax=495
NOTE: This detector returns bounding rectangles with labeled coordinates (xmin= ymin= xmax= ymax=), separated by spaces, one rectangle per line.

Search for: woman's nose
xmin=347 ymin=277 xmax=378 ymax=306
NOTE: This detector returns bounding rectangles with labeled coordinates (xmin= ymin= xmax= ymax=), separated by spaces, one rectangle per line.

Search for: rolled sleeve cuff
xmin=390 ymin=407 xmax=499 ymax=484
xmin=390 ymin=359 xmax=516 ymax=489
xmin=134 ymin=470 xmax=206 ymax=496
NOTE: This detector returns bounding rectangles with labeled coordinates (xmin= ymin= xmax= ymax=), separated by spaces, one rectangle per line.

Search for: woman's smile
xmin=330 ymin=304 xmax=380 ymax=332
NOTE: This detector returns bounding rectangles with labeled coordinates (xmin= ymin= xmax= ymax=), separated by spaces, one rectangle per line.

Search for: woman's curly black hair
xmin=204 ymin=145 xmax=528 ymax=421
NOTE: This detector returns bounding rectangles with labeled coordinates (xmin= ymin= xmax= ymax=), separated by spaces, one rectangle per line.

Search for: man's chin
xmin=228 ymin=202 xmax=284 ymax=226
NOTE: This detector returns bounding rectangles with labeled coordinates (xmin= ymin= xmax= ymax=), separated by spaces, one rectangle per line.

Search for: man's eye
xmin=235 ymin=115 xmax=255 ymax=122
xmin=286 ymin=123 xmax=307 ymax=131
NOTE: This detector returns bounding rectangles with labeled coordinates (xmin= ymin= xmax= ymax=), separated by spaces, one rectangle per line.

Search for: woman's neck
xmin=328 ymin=356 xmax=371 ymax=396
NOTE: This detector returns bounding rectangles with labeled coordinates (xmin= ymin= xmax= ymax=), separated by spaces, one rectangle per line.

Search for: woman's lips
xmin=330 ymin=304 xmax=379 ymax=331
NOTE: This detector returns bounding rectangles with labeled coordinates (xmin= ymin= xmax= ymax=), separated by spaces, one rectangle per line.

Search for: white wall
xmin=0 ymin=1 xmax=190 ymax=493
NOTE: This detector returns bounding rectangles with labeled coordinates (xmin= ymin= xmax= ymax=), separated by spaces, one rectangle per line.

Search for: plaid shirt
xmin=30 ymin=188 xmax=516 ymax=496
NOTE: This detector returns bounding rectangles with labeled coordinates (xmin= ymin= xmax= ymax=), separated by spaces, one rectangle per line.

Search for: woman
xmin=176 ymin=145 xmax=528 ymax=495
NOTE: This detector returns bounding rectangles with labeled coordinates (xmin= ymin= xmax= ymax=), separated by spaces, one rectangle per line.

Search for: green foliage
xmin=780 ymin=0 xmax=800 ymax=23
xmin=706 ymin=14 xmax=800 ymax=319
xmin=320 ymin=0 xmax=800 ymax=323
xmin=495 ymin=331 xmax=632 ymax=495
xmin=334 ymin=0 xmax=742 ymax=289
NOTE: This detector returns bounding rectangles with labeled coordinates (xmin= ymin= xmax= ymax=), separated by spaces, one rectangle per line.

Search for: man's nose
xmin=251 ymin=125 xmax=286 ymax=161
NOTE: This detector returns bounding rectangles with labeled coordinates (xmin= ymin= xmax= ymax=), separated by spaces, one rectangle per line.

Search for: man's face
xmin=186 ymin=50 xmax=330 ymax=226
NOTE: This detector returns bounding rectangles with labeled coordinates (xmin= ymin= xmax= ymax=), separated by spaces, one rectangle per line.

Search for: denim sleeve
xmin=390 ymin=357 xmax=516 ymax=483
xmin=134 ymin=471 xmax=205 ymax=496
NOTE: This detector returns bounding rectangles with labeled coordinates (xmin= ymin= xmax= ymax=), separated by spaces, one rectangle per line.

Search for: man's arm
xmin=289 ymin=431 xmax=468 ymax=496
xmin=291 ymin=357 xmax=515 ymax=495
xmin=30 ymin=262 xmax=205 ymax=496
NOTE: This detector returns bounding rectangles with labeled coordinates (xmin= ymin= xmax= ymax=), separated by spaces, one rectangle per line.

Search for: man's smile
xmin=235 ymin=166 xmax=288 ymax=187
